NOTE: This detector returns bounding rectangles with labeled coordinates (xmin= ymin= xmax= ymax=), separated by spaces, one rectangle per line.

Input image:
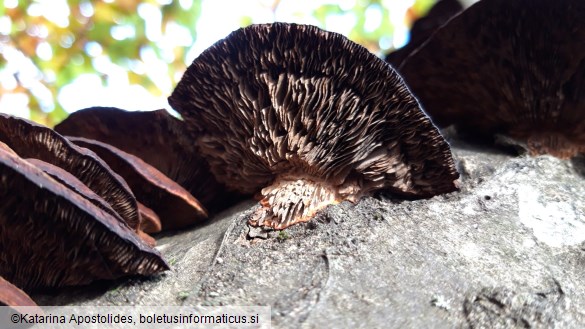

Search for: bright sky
xmin=0 ymin=0 xmax=420 ymax=120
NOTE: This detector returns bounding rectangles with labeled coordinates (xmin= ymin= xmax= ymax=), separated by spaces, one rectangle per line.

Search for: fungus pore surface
xmin=399 ymin=0 xmax=585 ymax=158
xmin=169 ymin=23 xmax=459 ymax=229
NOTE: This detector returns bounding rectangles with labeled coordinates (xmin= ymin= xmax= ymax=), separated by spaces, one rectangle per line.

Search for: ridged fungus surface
xmin=55 ymin=107 xmax=242 ymax=212
xmin=25 ymin=158 xmax=158 ymax=247
xmin=68 ymin=137 xmax=208 ymax=231
xmin=169 ymin=23 xmax=459 ymax=229
xmin=399 ymin=0 xmax=585 ymax=159
xmin=385 ymin=0 xmax=463 ymax=67
xmin=0 ymin=145 xmax=168 ymax=291
xmin=0 ymin=114 xmax=141 ymax=229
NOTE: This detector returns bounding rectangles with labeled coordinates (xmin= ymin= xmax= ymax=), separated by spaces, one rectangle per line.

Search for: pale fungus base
xmin=249 ymin=176 xmax=346 ymax=229
xmin=29 ymin=142 xmax=585 ymax=328
xmin=497 ymin=128 xmax=585 ymax=159
xmin=170 ymin=23 xmax=459 ymax=230
xmin=523 ymin=132 xmax=585 ymax=159
xmin=399 ymin=0 xmax=585 ymax=159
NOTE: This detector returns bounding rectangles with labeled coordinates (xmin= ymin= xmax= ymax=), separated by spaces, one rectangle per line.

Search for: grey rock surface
xmin=34 ymin=139 xmax=585 ymax=329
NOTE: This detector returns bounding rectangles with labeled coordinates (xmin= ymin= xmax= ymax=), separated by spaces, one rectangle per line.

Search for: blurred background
xmin=0 ymin=0 xmax=473 ymax=126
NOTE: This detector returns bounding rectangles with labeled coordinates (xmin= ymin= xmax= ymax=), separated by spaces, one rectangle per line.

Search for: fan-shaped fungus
xmin=0 ymin=145 xmax=168 ymax=291
xmin=399 ymin=0 xmax=585 ymax=158
xmin=55 ymin=107 xmax=243 ymax=212
xmin=169 ymin=23 xmax=459 ymax=229
xmin=0 ymin=114 xmax=140 ymax=229
xmin=137 ymin=202 xmax=162 ymax=234
xmin=24 ymin=158 xmax=158 ymax=247
xmin=67 ymin=137 xmax=208 ymax=230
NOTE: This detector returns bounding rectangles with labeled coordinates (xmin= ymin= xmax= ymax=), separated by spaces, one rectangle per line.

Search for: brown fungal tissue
xmin=385 ymin=0 xmax=463 ymax=67
xmin=0 ymin=113 xmax=141 ymax=230
xmin=0 ymin=276 xmax=38 ymax=307
xmin=168 ymin=23 xmax=459 ymax=230
xmin=67 ymin=136 xmax=208 ymax=230
xmin=54 ymin=107 xmax=243 ymax=213
xmin=0 ymin=275 xmax=43 ymax=329
xmin=137 ymin=202 xmax=162 ymax=234
xmin=0 ymin=144 xmax=168 ymax=291
xmin=399 ymin=0 xmax=585 ymax=159
xmin=24 ymin=157 xmax=158 ymax=247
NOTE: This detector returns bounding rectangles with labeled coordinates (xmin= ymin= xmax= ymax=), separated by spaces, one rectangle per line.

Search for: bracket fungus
xmin=0 ymin=114 xmax=140 ymax=230
xmin=24 ymin=158 xmax=128 ymax=224
xmin=399 ymin=0 xmax=585 ymax=159
xmin=67 ymin=136 xmax=208 ymax=230
xmin=385 ymin=0 xmax=463 ymax=67
xmin=0 ymin=144 xmax=168 ymax=291
xmin=55 ymin=107 xmax=242 ymax=212
xmin=169 ymin=23 xmax=459 ymax=229
xmin=24 ymin=158 xmax=158 ymax=247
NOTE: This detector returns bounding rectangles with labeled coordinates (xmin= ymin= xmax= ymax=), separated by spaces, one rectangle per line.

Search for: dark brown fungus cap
xmin=54 ymin=107 xmax=243 ymax=212
xmin=0 ymin=146 xmax=168 ymax=291
xmin=24 ymin=158 xmax=125 ymax=221
xmin=385 ymin=0 xmax=463 ymax=67
xmin=168 ymin=23 xmax=459 ymax=229
xmin=24 ymin=158 xmax=158 ymax=246
xmin=68 ymin=137 xmax=208 ymax=230
xmin=399 ymin=0 xmax=585 ymax=159
xmin=0 ymin=114 xmax=140 ymax=229
xmin=0 ymin=276 xmax=38 ymax=307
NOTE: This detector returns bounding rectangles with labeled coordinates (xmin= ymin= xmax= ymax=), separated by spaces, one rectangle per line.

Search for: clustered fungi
xmin=67 ymin=137 xmax=208 ymax=230
xmin=54 ymin=107 xmax=243 ymax=212
xmin=0 ymin=142 xmax=168 ymax=291
xmin=0 ymin=112 xmax=210 ymax=292
xmin=169 ymin=23 xmax=459 ymax=229
xmin=4 ymin=0 xmax=581 ymax=304
xmin=0 ymin=114 xmax=140 ymax=230
xmin=397 ymin=0 xmax=585 ymax=158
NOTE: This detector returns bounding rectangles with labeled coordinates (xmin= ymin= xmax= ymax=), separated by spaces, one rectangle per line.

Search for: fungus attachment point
xmin=250 ymin=176 xmax=342 ymax=229
xmin=524 ymin=132 xmax=582 ymax=159
xmin=399 ymin=0 xmax=585 ymax=158
xmin=170 ymin=23 xmax=459 ymax=230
